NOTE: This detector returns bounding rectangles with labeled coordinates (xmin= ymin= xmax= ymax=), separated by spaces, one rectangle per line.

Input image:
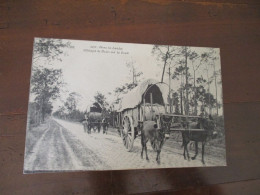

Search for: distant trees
xmin=126 ymin=60 xmax=143 ymax=86
xmin=52 ymin=106 xmax=67 ymax=119
xmin=52 ymin=92 xmax=84 ymax=121
xmin=93 ymin=91 xmax=110 ymax=117
xmin=65 ymin=92 xmax=81 ymax=113
xmin=189 ymin=50 xmax=200 ymax=115
xmin=153 ymin=45 xmax=221 ymax=116
xmin=31 ymin=68 xmax=63 ymax=122
xmin=33 ymin=38 xmax=72 ymax=63
xmin=113 ymin=61 xmax=143 ymax=105
xmin=29 ymin=38 xmax=72 ymax=125
xmin=152 ymin=45 xmax=179 ymax=82
xmin=172 ymin=63 xmax=186 ymax=114
xmin=200 ymin=49 xmax=221 ymax=115
xmin=94 ymin=92 xmax=108 ymax=110
xmin=64 ymin=92 xmax=83 ymax=120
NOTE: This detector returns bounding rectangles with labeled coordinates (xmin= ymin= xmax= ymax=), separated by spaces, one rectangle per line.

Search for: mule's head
xmin=199 ymin=117 xmax=218 ymax=139
xmin=156 ymin=115 xmax=171 ymax=139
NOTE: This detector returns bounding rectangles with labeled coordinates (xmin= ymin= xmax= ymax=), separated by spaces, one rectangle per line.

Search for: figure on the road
xmin=82 ymin=112 xmax=90 ymax=134
xmin=102 ymin=118 xmax=109 ymax=134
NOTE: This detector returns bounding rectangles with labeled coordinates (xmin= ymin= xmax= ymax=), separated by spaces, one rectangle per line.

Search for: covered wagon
xmin=114 ymin=79 xmax=216 ymax=166
xmin=115 ymin=79 xmax=171 ymax=151
xmin=83 ymin=102 xmax=107 ymax=133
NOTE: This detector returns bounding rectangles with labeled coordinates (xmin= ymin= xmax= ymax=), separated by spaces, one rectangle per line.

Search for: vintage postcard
xmin=24 ymin=38 xmax=226 ymax=173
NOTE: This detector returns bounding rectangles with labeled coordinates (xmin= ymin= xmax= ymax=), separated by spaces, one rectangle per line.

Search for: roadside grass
xmin=24 ymin=119 xmax=50 ymax=158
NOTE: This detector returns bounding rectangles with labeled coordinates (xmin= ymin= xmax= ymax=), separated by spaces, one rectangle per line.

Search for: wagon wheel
xmin=121 ymin=115 xmax=135 ymax=152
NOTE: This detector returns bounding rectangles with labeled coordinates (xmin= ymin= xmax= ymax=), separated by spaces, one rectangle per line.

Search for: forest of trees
xmin=28 ymin=38 xmax=74 ymax=125
xmin=52 ymin=91 xmax=111 ymax=122
xmin=52 ymin=92 xmax=85 ymax=121
xmin=110 ymin=45 xmax=222 ymax=119
xmin=152 ymin=45 xmax=222 ymax=117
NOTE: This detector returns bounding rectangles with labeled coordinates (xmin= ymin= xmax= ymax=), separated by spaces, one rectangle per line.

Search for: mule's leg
xmin=145 ymin=143 xmax=149 ymax=161
xmin=182 ymin=132 xmax=190 ymax=160
xmin=156 ymin=139 xmax=165 ymax=164
xmin=191 ymin=141 xmax=198 ymax=160
xmin=183 ymin=142 xmax=189 ymax=160
xmin=183 ymin=141 xmax=186 ymax=160
xmin=201 ymin=141 xmax=206 ymax=164
xmin=184 ymin=141 xmax=190 ymax=161
xmin=141 ymin=134 xmax=144 ymax=159
xmin=182 ymin=133 xmax=187 ymax=160
xmin=156 ymin=150 xmax=161 ymax=164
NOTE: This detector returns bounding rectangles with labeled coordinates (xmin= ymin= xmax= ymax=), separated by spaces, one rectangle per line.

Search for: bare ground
xmin=24 ymin=118 xmax=226 ymax=173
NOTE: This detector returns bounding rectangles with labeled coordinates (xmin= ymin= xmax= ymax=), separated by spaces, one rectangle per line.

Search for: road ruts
xmin=54 ymin=118 xmax=226 ymax=170
xmin=24 ymin=118 xmax=226 ymax=172
xmin=24 ymin=119 xmax=109 ymax=172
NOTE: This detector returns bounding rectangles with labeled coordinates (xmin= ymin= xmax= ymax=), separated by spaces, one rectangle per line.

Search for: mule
xmin=140 ymin=119 xmax=167 ymax=164
xmin=182 ymin=117 xmax=216 ymax=164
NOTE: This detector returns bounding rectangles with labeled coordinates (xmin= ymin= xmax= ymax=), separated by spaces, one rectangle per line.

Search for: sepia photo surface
xmin=24 ymin=38 xmax=226 ymax=173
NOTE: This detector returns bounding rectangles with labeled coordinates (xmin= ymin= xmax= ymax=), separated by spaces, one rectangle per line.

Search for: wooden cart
xmin=83 ymin=102 xmax=108 ymax=133
xmin=115 ymin=79 xmax=206 ymax=151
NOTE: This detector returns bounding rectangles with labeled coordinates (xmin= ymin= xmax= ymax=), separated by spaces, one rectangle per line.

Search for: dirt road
xmin=24 ymin=118 xmax=226 ymax=172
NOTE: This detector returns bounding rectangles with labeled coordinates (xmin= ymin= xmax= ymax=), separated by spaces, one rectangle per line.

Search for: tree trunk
xmin=168 ymin=65 xmax=172 ymax=113
xmin=184 ymin=46 xmax=189 ymax=115
xmin=193 ymin=69 xmax=197 ymax=115
xmin=180 ymin=89 xmax=183 ymax=115
xmin=206 ymin=67 xmax=211 ymax=115
xmin=133 ymin=67 xmax=135 ymax=84
xmin=161 ymin=46 xmax=169 ymax=82
xmin=213 ymin=62 xmax=218 ymax=116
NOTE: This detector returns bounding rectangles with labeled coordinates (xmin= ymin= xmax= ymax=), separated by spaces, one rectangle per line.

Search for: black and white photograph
xmin=24 ymin=38 xmax=226 ymax=173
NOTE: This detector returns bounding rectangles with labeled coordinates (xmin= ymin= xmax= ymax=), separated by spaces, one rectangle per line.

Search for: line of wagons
xmin=82 ymin=79 xmax=216 ymax=164
xmin=82 ymin=102 xmax=109 ymax=134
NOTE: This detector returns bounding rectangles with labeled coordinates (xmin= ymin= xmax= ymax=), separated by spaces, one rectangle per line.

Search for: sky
xmin=30 ymin=38 xmax=223 ymax=114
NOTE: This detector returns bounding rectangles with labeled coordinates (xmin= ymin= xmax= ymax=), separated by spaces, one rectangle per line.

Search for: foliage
xmin=53 ymin=106 xmax=85 ymax=122
xmin=113 ymin=62 xmax=143 ymax=106
xmin=126 ymin=60 xmax=143 ymax=85
xmin=152 ymin=45 xmax=221 ymax=116
xmin=53 ymin=106 xmax=67 ymax=119
xmin=28 ymin=102 xmax=40 ymax=125
xmin=30 ymin=38 xmax=73 ymax=124
xmin=172 ymin=92 xmax=180 ymax=114
xmin=33 ymin=38 xmax=73 ymax=62
xmin=31 ymin=68 xmax=63 ymax=122
xmin=152 ymin=45 xmax=180 ymax=82
xmin=64 ymin=92 xmax=81 ymax=113
xmin=94 ymin=92 xmax=108 ymax=109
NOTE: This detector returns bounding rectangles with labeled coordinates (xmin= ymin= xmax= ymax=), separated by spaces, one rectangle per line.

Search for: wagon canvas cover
xmin=24 ymin=38 xmax=226 ymax=173
xmin=117 ymin=78 xmax=169 ymax=112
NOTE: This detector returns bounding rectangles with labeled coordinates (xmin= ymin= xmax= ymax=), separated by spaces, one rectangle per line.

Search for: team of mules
xmin=82 ymin=117 xmax=109 ymax=134
xmin=83 ymin=114 xmax=217 ymax=165
xmin=139 ymin=116 xmax=217 ymax=165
